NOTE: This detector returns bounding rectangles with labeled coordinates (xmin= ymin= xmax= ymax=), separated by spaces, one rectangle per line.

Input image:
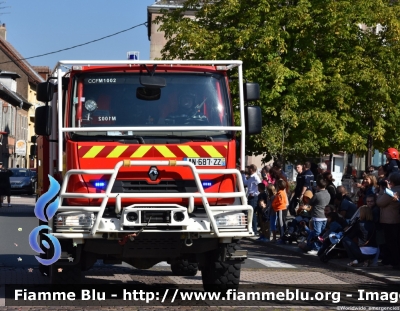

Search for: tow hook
xmin=185 ymin=233 xmax=193 ymax=247
xmin=118 ymin=216 xmax=152 ymax=246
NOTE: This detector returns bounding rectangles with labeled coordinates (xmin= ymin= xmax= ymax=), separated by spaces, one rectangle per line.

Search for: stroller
xmin=282 ymin=214 xmax=310 ymax=244
xmin=318 ymin=218 xmax=358 ymax=263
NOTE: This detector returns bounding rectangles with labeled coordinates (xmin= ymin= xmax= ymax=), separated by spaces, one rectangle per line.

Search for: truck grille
xmin=111 ymin=180 xmax=197 ymax=193
xmin=141 ymin=210 xmax=171 ymax=223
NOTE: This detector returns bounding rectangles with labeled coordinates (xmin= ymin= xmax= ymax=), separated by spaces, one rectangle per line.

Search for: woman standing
xmin=376 ymin=172 xmax=400 ymax=270
xmin=261 ymin=166 xmax=275 ymax=187
xmin=363 ymin=174 xmax=377 ymax=205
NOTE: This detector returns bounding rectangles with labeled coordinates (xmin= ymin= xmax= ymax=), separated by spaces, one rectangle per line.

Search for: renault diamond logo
xmin=148 ymin=166 xmax=159 ymax=181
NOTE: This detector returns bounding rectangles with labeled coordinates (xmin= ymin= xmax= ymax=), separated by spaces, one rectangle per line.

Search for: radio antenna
xmin=0 ymin=1 xmax=11 ymax=24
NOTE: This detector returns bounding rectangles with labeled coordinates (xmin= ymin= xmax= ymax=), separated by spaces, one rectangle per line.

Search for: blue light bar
xmin=202 ymin=181 xmax=213 ymax=188
xmin=94 ymin=181 xmax=106 ymax=188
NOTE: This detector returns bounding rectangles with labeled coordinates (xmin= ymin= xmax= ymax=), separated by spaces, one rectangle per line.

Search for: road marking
xmin=249 ymin=257 xmax=296 ymax=268
xmin=155 ymin=257 xmax=296 ymax=269
xmin=155 ymin=261 xmax=170 ymax=267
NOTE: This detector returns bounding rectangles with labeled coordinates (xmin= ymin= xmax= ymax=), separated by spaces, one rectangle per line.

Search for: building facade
xmin=0 ymin=24 xmax=47 ymax=168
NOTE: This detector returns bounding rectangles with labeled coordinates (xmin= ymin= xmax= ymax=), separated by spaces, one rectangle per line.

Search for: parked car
xmin=9 ymin=168 xmax=36 ymax=195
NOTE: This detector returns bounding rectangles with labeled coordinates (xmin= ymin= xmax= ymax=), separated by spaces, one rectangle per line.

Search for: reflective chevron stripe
xmin=107 ymin=146 xmax=128 ymax=158
xmin=82 ymin=146 xmax=105 ymax=158
xmin=130 ymin=146 xmax=152 ymax=158
xmin=155 ymin=145 xmax=176 ymax=158
xmin=78 ymin=144 xmax=227 ymax=159
xmin=177 ymin=145 xmax=200 ymax=158
xmin=201 ymin=145 xmax=223 ymax=158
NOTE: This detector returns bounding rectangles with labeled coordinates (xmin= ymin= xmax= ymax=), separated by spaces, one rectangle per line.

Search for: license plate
xmin=184 ymin=158 xmax=226 ymax=166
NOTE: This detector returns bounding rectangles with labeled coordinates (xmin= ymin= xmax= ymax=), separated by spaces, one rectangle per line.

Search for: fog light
xmin=173 ymin=211 xmax=185 ymax=222
xmin=126 ymin=212 xmax=138 ymax=222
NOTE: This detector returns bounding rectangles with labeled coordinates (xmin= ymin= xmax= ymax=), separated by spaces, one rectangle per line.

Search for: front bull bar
xmin=56 ymin=160 xmax=253 ymax=238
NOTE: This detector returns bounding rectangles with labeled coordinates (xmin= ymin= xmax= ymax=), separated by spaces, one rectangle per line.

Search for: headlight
xmin=215 ymin=212 xmax=247 ymax=227
xmin=56 ymin=212 xmax=96 ymax=230
xmin=84 ymin=99 xmax=97 ymax=112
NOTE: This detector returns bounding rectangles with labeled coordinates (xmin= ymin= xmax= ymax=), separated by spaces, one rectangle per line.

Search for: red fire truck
xmin=34 ymin=60 xmax=261 ymax=289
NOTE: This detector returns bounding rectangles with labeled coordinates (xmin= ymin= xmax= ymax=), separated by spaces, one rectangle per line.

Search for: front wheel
xmin=201 ymin=241 xmax=242 ymax=292
xmin=171 ymin=259 xmax=198 ymax=276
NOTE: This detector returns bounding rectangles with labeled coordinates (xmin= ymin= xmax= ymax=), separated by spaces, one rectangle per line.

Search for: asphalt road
xmin=0 ymin=196 xmax=37 ymax=267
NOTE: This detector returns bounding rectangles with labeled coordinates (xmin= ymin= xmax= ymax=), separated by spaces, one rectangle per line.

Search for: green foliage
xmin=155 ymin=0 xmax=400 ymax=161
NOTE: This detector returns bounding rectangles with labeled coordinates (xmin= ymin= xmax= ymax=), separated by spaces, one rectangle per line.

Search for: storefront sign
xmin=15 ymin=140 xmax=26 ymax=156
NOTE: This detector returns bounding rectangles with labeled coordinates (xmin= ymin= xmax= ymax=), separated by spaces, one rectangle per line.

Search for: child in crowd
xmin=286 ymin=190 xmax=313 ymax=236
xmin=267 ymin=184 xmax=277 ymax=242
xmin=272 ymin=179 xmax=288 ymax=244
xmin=256 ymin=183 xmax=270 ymax=242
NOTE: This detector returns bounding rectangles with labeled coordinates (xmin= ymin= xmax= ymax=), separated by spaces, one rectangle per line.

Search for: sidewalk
xmin=247 ymin=236 xmax=400 ymax=284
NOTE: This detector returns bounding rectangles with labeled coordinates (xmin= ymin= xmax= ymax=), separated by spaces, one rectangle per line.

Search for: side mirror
xmin=35 ymin=106 xmax=52 ymax=136
xmin=30 ymin=145 xmax=37 ymax=157
xmin=36 ymin=82 xmax=55 ymax=102
xmin=31 ymin=136 xmax=37 ymax=144
xmin=244 ymin=83 xmax=260 ymax=102
xmin=245 ymin=106 xmax=262 ymax=135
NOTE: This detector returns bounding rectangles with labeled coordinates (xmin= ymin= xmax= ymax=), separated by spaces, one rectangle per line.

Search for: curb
xmin=243 ymin=237 xmax=399 ymax=284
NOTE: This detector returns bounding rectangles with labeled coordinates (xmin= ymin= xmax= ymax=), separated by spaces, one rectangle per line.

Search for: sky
xmin=3 ymin=0 xmax=157 ymax=70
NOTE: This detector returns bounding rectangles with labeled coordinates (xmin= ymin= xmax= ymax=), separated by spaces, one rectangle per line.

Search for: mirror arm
xmin=142 ymin=64 xmax=158 ymax=76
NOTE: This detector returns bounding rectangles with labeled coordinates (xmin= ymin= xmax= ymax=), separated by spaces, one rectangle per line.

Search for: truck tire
xmin=50 ymin=263 xmax=82 ymax=284
xmin=201 ymin=241 xmax=242 ymax=292
xmin=171 ymin=259 xmax=198 ymax=276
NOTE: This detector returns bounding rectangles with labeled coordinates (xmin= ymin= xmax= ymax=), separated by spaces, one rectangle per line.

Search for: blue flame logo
xmin=29 ymin=175 xmax=62 ymax=265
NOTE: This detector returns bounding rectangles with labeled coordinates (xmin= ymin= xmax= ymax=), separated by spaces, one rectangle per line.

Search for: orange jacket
xmin=272 ymin=190 xmax=288 ymax=212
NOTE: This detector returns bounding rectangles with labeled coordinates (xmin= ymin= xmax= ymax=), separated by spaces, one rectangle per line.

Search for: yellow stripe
xmin=78 ymin=146 xmax=82 ymax=149
xmin=178 ymin=145 xmax=200 ymax=158
xmin=202 ymin=145 xmax=223 ymax=158
xmin=83 ymin=146 xmax=105 ymax=158
xmin=155 ymin=145 xmax=176 ymax=158
xmin=130 ymin=146 xmax=152 ymax=158
xmin=224 ymin=145 xmax=227 ymax=149
xmin=107 ymin=146 xmax=128 ymax=158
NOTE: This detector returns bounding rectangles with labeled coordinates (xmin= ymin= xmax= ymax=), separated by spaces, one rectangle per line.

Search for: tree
xmin=155 ymin=0 xmax=400 ymax=162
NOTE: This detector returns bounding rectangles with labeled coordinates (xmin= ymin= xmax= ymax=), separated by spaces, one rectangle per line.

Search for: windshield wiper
xmin=72 ymin=134 xmax=145 ymax=144
xmin=120 ymin=136 xmax=145 ymax=144
xmin=166 ymin=135 xmax=213 ymax=142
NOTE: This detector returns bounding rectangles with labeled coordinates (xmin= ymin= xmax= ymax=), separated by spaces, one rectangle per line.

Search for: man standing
xmin=385 ymin=148 xmax=400 ymax=178
xmin=306 ymin=178 xmax=331 ymax=254
xmin=317 ymin=162 xmax=327 ymax=176
xmin=302 ymin=162 xmax=315 ymax=195
xmin=0 ymin=162 xmax=12 ymax=207
xmin=241 ymin=164 xmax=261 ymax=235
xmin=289 ymin=163 xmax=304 ymax=216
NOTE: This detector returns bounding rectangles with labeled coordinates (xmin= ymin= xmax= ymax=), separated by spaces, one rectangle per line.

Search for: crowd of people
xmin=240 ymin=147 xmax=400 ymax=269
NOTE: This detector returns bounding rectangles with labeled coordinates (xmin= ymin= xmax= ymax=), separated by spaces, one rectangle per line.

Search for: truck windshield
xmin=70 ymin=72 xmax=232 ymax=137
